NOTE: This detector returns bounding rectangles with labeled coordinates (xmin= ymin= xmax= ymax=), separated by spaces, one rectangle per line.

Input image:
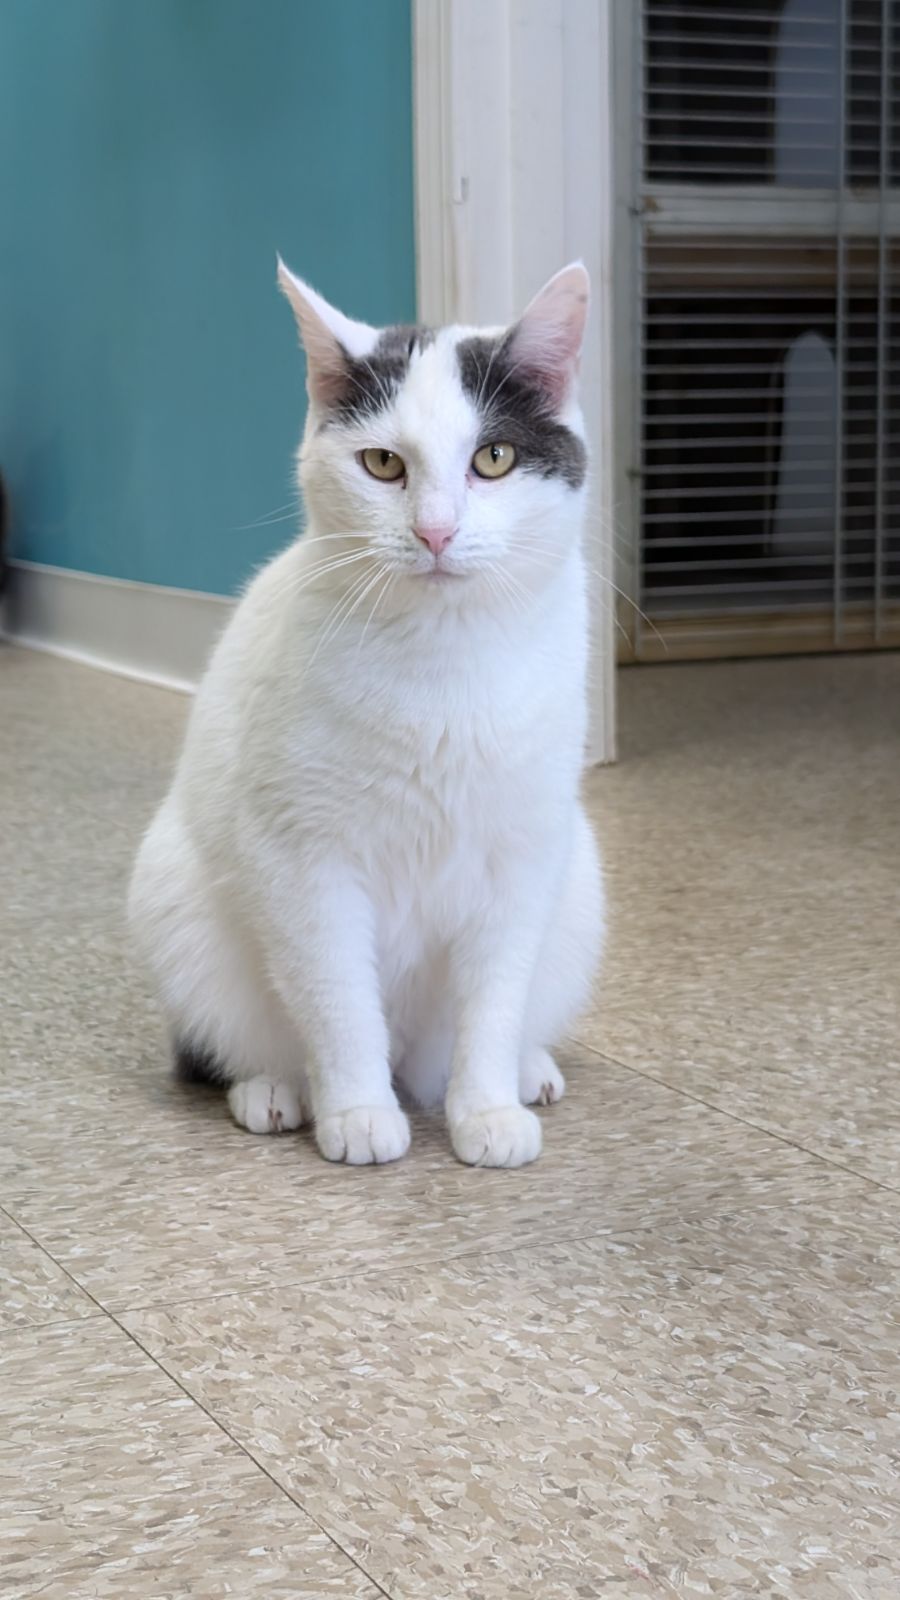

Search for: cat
xmin=128 ymin=259 xmax=604 ymax=1167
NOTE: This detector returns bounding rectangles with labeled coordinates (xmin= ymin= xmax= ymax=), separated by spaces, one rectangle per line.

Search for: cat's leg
xmin=519 ymin=807 xmax=605 ymax=1107
xmin=129 ymin=803 xmax=308 ymax=1133
xmin=444 ymin=850 xmax=565 ymax=1169
xmin=253 ymin=854 xmax=410 ymax=1165
xmin=446 ymin=809 xmax=603 ymax=1166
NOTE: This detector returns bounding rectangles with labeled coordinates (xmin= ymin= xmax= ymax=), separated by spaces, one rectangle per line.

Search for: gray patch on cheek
xmin=456 ymin=334 xmax=587 ymax=490
xmin=326 ymin=324 xmax=435 ymax=427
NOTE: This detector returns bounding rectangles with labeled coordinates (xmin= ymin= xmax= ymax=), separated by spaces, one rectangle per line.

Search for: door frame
xmin=412 ymin=0 xmax=619 ymax=763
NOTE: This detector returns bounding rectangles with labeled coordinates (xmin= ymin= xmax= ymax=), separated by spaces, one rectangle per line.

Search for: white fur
xmin=129 ymin=265 xmax=604 ymax=1167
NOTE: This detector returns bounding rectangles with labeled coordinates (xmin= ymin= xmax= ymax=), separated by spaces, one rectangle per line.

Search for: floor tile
xmin=584 ymin=652 xmax=900 ymax=1187
xmin=4 ymin=642 xmax=899 ymax=1600
xmin=0 ymin=1317 xmax=382 ymax=1599
xmin=0 ymin=1209 xmax=97 ymax=1333
xmin=125 ymin=1202 xmax=900 ymax=1600
xmin=0 ymin=645 xmax=185 ymax=932
xmin=1 ymin=1052 xmax=868 ymax=1311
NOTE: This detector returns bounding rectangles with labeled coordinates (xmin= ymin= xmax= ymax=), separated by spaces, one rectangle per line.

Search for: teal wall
xmin=0 ymin=0 xmax=415 ymax=595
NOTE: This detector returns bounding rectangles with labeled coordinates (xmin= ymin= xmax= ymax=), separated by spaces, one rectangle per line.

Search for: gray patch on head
xmin=456 ymin=334 xmax=587 ymax=490
xmin=327 ymin=324 xmax=434 ymax=426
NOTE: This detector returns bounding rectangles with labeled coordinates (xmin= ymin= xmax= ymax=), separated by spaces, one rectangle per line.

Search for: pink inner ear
xmin=302 ymin=328 xmax=351 ymax=409
xmin=282 ymin=293 xmax=352 ymax=409
xmin=510 ymin=265 xmax=590 ymax=407
xmin=277 ymin=259 xmax=376 ymax=410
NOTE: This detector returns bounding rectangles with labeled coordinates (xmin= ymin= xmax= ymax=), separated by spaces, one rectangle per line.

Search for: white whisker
xmin=321 ymin=563 xmax=389 ymax=656
xmin=309 ymin=561 xmax=382 ymax=661
xmin=233 ymin=500 xmax=301 ymax=533
xmin=356 ymin=569 xmax=395 ymax=659
xmin=502 ymin=535 xmax=667 ymax=650
xmin=276 ymin=548 xmax=374 ymax=602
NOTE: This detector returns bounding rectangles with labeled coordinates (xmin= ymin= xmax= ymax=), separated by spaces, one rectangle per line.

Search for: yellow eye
xmin=361 ymin=448 xmax=405 ymax=482
xmin=472 ymin=442 xmax=517 ymax=480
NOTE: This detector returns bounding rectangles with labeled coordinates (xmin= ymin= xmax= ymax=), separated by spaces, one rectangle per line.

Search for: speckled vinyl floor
xmin=2 ymin=643 xmax=898 ymax=1600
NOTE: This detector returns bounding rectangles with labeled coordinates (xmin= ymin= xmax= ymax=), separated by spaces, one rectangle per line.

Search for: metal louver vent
xmin=624 ymin=0 xmax=900 ymax=661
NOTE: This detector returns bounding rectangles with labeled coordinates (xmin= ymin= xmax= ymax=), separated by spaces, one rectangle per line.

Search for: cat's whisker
xmin=309 ymin=560 xmax=382 ymax=661
xmin=276 ymin=549 xmax=374 ymax=602
xmin=279 ymin=549 xmax=372 ymax=588
xmin=475 ymin=336 xmax=504 ymax=413
xmin=341 ymin=369 xmax=383 ymax=416
xmin=236 ymin=510 xmax=302 ymax=534
xmin=232 ymin=499 xmax=300 ymax=532
xmin=295 ymin=533 xmax=371 ymax=551
xmin=497 ymin=565 xmax=535 ymax=615
xmin=484 ymin=560 xmax=529 ymax=619
xmin=309 ymin=579 xmax=374 ymax=662
xmin=321 ymin=563 xmax=390 ymax=655
xmin=502 ymin=537 xmax=667 ymax=650
xmin=356 ymin=356 xmax=396 ymax=416
xmin=479 ymin=346 xmax=545 ymax=420
xmin=505 ymin=540 xmax=560 ymax=571
xmin=300 ymin=532 xmax=369 ymax=541
xmin=584 ymin=506 xmax=640 ymax=557
xmin=583 ymin=569 xmax=668 ymax=651
xmin=356 ymin=568 xmax=396 ymax=659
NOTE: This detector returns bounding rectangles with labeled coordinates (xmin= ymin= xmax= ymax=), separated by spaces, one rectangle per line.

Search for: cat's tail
xmin=173 ymin=1038 xmax=230 ymax=1087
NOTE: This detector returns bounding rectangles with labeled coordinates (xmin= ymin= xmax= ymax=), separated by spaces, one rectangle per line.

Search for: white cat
xmin=128 ymin=260 xmax=604 ymax=1167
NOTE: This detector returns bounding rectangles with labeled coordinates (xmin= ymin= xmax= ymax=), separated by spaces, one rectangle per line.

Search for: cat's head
xmin=278 ymin=259 xmax=589 ymax=606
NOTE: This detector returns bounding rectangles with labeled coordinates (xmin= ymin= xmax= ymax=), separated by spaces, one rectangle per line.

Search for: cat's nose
xmin=413 ymin=524 xmax=456 ymax=556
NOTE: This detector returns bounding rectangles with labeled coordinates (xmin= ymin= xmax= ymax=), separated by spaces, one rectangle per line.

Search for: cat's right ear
xmin=277 ymin=258 xmax=377 ymax=411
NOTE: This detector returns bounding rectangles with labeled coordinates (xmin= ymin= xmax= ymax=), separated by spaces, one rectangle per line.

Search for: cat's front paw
xmin=450 ymin=1105 xmax=542 ymax=1168
xmin=520 ymin=1047 xmax=566 ymax=1106
xmin=228 ymin=1077 xmax=306 ymax=1134
xmin=315 ymin=1105 xmax=411 ymax=1165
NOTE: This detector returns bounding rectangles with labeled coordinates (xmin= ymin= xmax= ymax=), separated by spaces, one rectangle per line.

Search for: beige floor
xmin=2 ymin=642 xmax=898 ymax=1600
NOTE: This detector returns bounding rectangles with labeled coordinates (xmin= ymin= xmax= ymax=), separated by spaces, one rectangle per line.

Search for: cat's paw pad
xmin=228 ymin=1077 xmax=306 ymax=1135
xmin=450 ymin=1105 xmax=542 ymax=1168
xmin=520 ymin=1048 xmax=566 ymax=1107
xmin=316 ymin=1105 xmax=411 ymax=1165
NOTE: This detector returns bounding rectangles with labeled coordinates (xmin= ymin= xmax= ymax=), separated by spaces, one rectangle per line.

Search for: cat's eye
xmin=361 ymin=448 xmax=405 ymax=482
xmin=472 ymin=442 xmax=517 ymax=480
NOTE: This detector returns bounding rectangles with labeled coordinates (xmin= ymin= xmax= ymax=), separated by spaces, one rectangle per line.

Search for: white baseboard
xmin=0 ymin=560 xmax=234 ymax=693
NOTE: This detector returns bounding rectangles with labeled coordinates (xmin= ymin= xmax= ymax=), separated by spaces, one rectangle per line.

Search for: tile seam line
xmin=574 ymin=1035 xmax=900 ymax=1198
xmin=0 ymin=1311 xmax=107 ymax=1342
xmin=104 ymin=1154 xmax=900 ymax=1314
xmin=0 ymin=1201 xmax=394 ymax=1600
xmin=3 ymin=1168 xmax=881 ymax=1325
xmin=5 ymin=1088 xmax=899 ymax=1322
xmin=93 ymin=1196 xmax=799 ymax=1314
xmin=3 ymin=1171 xmax=890 ymax=1331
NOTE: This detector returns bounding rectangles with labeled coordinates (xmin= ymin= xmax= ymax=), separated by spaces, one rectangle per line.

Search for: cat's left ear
xmin=507 ymin=262 xmax=590 ymax=408
xmin=277 ymin=257 xmax=377 ymax=410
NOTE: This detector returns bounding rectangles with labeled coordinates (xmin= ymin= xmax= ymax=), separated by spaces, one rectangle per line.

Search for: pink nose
xmin=414 ymin=524 xmax=456 ymax=556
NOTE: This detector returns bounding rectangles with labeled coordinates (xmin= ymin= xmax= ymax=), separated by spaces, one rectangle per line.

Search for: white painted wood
xmin=413 ymin=0 xmax=618 ymax=761
xmin=0 ymin=561 xmax=232 ymax=693
xmin=610 ymin=2 xmax=642 ymax=617
xmin=569 ymin=0 xmax=618 ymax=763
xmin=412 ymin=0 xmax=456 ymax=324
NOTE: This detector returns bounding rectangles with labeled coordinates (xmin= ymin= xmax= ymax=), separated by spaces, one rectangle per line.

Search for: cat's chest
xmin=327 ymin=697 xmax=536 ymax=879
xmin=371 ymin=711 xmax=515 ymax=828
xmin=285 ymin=607 xmax=581 ymax=850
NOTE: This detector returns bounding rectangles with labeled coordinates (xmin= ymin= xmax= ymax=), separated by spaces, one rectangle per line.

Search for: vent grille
xmin=628 ymin=0 xmax=900 ymax=659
